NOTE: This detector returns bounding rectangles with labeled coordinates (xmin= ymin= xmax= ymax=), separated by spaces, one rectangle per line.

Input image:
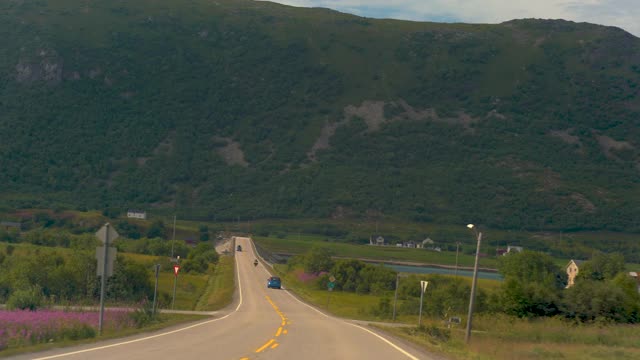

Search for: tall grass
xmin=0 ymin=309 xmax=132 ymax=350
xmin=195 ymin=256 xmax=235 ymax=311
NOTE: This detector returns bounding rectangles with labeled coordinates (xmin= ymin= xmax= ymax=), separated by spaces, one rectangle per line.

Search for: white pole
xmin=171 ymin=215 xmax=176 ymax=259
xmin=465 ymin=231 xmax=482 ymax=344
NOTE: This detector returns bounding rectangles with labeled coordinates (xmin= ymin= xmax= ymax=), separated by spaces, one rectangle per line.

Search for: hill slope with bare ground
xmin=0 ymin=0 xmax=639 ymax=232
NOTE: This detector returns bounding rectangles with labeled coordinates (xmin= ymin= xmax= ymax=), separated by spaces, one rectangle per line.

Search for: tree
xmin=199 ymin=225 xmax=210 ymax=241
xmin=106 ymin=256 xmax=153 ymax=302
xmin=499 ymin=279 xmax=561 ymax=317
xmin=331 ymin=259 xmax=365 ymax=291
xmin=561 ymin=279 xmax=629 ymax=322
xmin=578 ymin=252 xmax=626 ymax=281
xmin=146 ymin=220 xmax=165 ymax=239
xmin=498 ymin=251 xmax=566 ymax=288
xmin=497 ymin=251 xmax=565 ymax=318
xmin=303 ymin=246 xmax=334 ymax=274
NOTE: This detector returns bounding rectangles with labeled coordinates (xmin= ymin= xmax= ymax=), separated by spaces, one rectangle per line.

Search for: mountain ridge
xmin=0 ymin=0 xmax=639 ymax=231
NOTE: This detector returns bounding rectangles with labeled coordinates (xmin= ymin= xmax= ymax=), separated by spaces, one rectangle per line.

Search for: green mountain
xmin=1 ymin=0 xmax=639 ymax=231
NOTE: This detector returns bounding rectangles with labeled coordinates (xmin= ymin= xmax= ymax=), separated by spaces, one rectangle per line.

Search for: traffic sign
xmin=95 ymin=246 xmax=117 ymax=277
xmin=420 ymin=280 xmax=429 ymax=293
xmin=96 ymin=223 xmax=119 ymax=244
xmin=173 ymin=264 xmax=181 ymax=276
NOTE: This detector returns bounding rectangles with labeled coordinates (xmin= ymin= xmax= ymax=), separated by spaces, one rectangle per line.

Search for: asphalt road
xmin=11 ymin=237 xmax=432 ymax=360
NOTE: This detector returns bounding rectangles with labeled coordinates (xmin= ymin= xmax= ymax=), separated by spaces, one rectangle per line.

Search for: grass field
xmin=195 ymin=255 xmax=235 ymax=311
xmin=376 ymin=315 xmax=640 ymax=360
xmin=0 ymin=313 xmax=208 ymax=358
xmin=256 ymin=235 xmax=499 ymax=269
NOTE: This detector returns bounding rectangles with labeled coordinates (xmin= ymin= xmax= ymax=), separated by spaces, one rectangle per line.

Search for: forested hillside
xmin=1 ymin=0 xmax=639 ymax=231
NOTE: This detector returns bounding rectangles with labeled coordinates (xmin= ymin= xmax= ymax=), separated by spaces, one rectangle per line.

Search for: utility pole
xmin=152 ymin=264 xmax=160 ymax=316
xmin=392 ymin=273 xmax=400 ymax=321
xmin=465 ymin=224 xmax=482 ymax=344
xmin=172 ymin=256 xmax=180 ymax=310
xmin=171 ymin=214 xmax=176 ymax=259
xmin=455 ymin=242 xmax=461 ymax=277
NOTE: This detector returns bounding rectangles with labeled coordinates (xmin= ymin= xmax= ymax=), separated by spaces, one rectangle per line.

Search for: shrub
xmin=128 ymin=299 xmax=161 ymax=328
xmin=7 ymin=286 xmax=44 ymax=311
xmin=369 ymin=297 xmax=392 ymax=318
xmin=61 ymin=323 xmax=96 ymax=340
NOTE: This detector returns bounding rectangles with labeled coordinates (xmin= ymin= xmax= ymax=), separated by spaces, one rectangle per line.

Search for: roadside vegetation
xmin=0 ymin=217 xmax=236 ymax=355
xmin=195 ymin=255 xmax=235 ymax=311
xmin=274 ymin=246 xmax=640 ymax=359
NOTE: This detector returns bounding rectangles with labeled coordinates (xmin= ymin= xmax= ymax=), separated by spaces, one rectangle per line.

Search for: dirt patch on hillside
xmin=15 ymin=55 xmax=63 ymax=84
xmin=307 ymin=99 xmax=489 ymax=161
xmin=344 ymin=101 xmax=386 ymax=131
xmin=570 ymin=193 xmax=597 ymax=213
xmin=214 ymin=136 xmax=248 ymax=167
xmin=153 ymin=132 xmax=175 ymax=156
xmin=396 ymin=99 xmax=437 ymax=121
xmin=438 ymin=111 xmax=479 ymax=130
xmin=308 ymin=119 xmax=342 ymax=161
xmin=595 ymin=134 xmax=634 ymax=159
xmin=549 ymin=129 xmax=581 ymax=145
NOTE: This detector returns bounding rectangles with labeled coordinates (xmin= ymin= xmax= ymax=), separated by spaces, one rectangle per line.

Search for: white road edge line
xmin=345 ymin=322 xmax=420 ymax=360
xmin=250 ymin=239 xmax=420 ymax=360
xmin=32 ymin=254 xmax=244 ymax=360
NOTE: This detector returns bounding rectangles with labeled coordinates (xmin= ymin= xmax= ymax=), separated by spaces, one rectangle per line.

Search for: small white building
xmin=127 ymin=209 xmax=147 ymax=220
xmin=506 ymin=245 xmax=523 ymax=254
xmin=422 ymin=238 xmax=434 ymax=248
xmin=566 ymin=259 xmax=584 ymax=288
xmin=369 ymin=235 xmax=385 ymax=246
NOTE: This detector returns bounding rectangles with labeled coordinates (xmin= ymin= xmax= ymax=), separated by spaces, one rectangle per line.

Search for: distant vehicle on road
xmin=237 ymin=245 xmax=242 ymax=251
xmin=267 ymin=276 xmax=281 ymax=289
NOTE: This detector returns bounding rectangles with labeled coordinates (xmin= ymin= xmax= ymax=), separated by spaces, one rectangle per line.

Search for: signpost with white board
xmin=95 ymin=223 xmax=119 ymax=335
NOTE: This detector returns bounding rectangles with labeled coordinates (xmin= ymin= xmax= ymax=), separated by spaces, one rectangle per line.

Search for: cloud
xmin=261 ymin=0 xmax=640 ymax=37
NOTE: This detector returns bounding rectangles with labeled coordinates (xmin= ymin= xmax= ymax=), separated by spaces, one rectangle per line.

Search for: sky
xmin=264 ymin=0 xmax=640 ymax=37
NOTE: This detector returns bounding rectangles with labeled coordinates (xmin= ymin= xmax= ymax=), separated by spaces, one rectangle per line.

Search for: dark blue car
xmin=267 ymin=276 xmax=281 ymax=289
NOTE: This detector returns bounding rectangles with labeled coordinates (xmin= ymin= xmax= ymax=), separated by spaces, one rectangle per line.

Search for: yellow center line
xmin=271 ymin=343 xmax=279 ymax=349
xmin=255 ymin=339 xmax=275 ymax=353
xmin=240 ymin=358 xmax=249 ymax=360
xmin=275 ymin=327 xmax=282 ymax=337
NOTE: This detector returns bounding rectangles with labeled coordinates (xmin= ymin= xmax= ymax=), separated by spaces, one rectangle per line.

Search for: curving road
xmin=12 ymin=237 xmax=432 ymax=360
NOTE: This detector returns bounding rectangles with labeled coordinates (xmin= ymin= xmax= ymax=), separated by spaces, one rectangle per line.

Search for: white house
xmin=566 ymin=259 xmax=584 ymax=288
xmin=369 ymin=235 xmax=385 ymax=246
xmin=506 ymin=245 xmax=523 ymax=254
xmin=127 ymin=209 xmax=147 ymax=220
xmin=422 ymin=238 xmax=434 ymax=248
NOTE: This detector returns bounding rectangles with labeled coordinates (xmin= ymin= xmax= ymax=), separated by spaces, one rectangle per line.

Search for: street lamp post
xmin=465 ymin=224 xmax=482 ymax=344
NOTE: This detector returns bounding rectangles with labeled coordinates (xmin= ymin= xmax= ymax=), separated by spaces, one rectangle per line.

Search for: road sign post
xmin=418 ymin=280 xmax=429 ymax=327
xmin=392 ymin=273 xmax=399 ymax=321
xmin=95 ymin=223 xmax=119 ymax=336
xmin=172 ymin=261 xmax=180 ymax=310
xmin=326 ymin=275 xmax=336 ymax=310
xmin=152 ymin=264 xmax=160 ymax=316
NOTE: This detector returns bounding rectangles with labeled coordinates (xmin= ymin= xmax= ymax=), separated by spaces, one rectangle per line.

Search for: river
xmin=385 ymin=264 xmax=503 ymax=281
